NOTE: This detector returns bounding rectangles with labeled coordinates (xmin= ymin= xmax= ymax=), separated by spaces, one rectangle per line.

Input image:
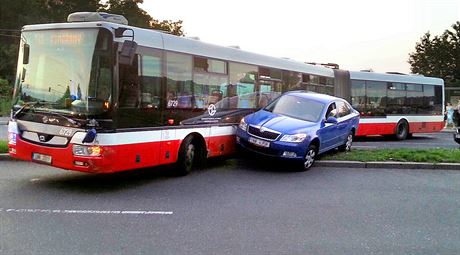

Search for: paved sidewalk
xmin=0 ymin=117 xmax=9 ymax=125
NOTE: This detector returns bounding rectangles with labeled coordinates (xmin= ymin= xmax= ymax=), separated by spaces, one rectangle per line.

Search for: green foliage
xmin=0 ymin=140 xmax=8 ymax=153
xmin=409 ymin=21 xmax=460 ymax=83
xmin=104 ymin=0 xmax=184 ymax=35
xmin=0 ymin=78 xmax=13 ymax=116
xmin=322 ymin=148 xmax=460 ymax=163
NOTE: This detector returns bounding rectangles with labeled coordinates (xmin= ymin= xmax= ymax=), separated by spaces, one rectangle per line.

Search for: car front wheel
xmin=301 ymin=144 xmax=317 ymax=171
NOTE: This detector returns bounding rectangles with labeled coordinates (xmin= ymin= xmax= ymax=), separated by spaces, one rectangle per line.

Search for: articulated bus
xmin=8 ymin=12 xmax=444 ymax=174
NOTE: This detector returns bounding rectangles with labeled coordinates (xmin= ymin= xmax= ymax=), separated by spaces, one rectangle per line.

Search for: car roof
xmin=283 ymin=91 xmax=340 ymax=103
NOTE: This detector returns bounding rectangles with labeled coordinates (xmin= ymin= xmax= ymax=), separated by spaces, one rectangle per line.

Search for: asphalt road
xmin=1 ymin=159 xmax=459 ymax=254
xmin=353 ymin=131 xmax=460 ymax=149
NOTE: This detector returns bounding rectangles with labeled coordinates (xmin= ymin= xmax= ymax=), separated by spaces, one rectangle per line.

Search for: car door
xmin=318 ymin=102 xmax=339 ymax=152
xmin=335 ymin=100 xmax=353 ymax=145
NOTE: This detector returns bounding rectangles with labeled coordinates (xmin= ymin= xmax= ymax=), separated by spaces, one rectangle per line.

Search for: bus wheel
xmin=395 ymin=120 xmax=409 ymax=140
xmin=176 ymin=136 xmax=196 ymax=176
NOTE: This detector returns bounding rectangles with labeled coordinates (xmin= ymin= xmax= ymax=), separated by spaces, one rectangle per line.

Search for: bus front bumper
xmin=8 ymin=136 xmax=113 ymax=173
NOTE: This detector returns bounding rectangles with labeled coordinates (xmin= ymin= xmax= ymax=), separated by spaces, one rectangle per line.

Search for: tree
xmin=104 ymin=0 xmax=184 ymax=35
xmin=409 ymin=21 xmax=460 ymax=84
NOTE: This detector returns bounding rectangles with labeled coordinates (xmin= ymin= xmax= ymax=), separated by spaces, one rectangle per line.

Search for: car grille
xmin=248 ymin=125 xmax=280 ymax=141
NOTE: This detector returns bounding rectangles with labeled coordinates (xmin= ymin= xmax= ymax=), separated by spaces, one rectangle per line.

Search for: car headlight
xmin=238 ymin=118 xmax=248 ymax=131
xmin=280 ymin=133 xmax=308 ymax=143
xmin=73 ymin=144 xmax=102 ymax=157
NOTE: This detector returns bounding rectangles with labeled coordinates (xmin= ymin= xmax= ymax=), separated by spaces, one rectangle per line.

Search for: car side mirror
xmin=326 ymin=116 xmax=338 ymax=124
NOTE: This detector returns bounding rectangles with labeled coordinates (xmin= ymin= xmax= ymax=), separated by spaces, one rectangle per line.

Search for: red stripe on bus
xmin=356 ymin=121 xmax=444 ymax=136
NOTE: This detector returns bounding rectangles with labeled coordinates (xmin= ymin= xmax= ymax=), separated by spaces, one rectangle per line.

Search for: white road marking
xmin=0 ymin=208 xmax=173 ymax=215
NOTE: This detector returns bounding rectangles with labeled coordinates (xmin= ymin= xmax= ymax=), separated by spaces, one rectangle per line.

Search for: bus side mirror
xmin=119 ymin=40 xmax=137 ymax=65
xmin=23 ymin=44 xmax=30 ymax=65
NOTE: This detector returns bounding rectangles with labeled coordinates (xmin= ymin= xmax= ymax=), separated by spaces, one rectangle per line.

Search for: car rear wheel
xmin=338 ymin=132 xmax=353 ymax=152
xmin=301 ymin=144 xmax=317 ymax=171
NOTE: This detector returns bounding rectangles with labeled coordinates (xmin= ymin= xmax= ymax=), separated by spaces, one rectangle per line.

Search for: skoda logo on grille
xmin=260 ymin=127 xmax=267 ymax=133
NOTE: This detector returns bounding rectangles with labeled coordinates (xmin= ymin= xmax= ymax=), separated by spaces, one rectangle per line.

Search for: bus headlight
xmin=238 ymin=118 xmax=248 ymax=131
xmin=280 ymin=133 xmax=307 ymax=143
xmin=8 ymin=132 xmax=17 ymax=145
xmin=73 ymin=144 xmax=102 ymax=157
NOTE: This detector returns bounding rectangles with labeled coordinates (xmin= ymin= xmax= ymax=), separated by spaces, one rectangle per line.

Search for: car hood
xmin=246 ymin=110 xmax=317 ymax=134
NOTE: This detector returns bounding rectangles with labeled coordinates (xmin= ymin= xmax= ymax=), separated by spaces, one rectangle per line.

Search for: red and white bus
xmin=348 ymin=71 xmax=444 ymax=139
xmin=8 ymin=12 xmax=444 ymax=174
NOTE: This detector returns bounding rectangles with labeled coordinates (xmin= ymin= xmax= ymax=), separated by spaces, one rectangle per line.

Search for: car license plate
xmin=32 ymin=153 xmax=52 ymax=164
xmin=248 ymin=137 xmax=270 ymax=148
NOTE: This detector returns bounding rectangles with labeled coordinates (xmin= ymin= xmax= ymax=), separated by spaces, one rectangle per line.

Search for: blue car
xmin=236 ymin=91 xmax=360 ymax=171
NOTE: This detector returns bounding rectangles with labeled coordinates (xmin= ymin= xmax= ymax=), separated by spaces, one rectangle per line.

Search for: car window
xmin=336 ymin=101 xmax=352 ymax=117
xmin=269 ymin=95 xmax=324 ymax=122
xmin=325 ymin=103 xmax=337 ymax=119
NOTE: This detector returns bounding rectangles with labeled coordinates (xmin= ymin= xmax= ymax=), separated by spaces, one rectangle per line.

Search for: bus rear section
xmin=347 ymin=71 xmax=444 ymax=140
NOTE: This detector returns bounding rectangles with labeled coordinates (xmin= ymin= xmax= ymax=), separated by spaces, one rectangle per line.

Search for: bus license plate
xmin=32 ymin=153 xmax=52 ymax=164
xmin=248 ymin=137 xmax=270 ymax=148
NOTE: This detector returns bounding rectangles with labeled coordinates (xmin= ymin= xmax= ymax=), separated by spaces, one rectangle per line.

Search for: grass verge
xmin=0 ymin=140 xmax=8 ymax=153
xmin=322 ymin=148 xmax=460 ymax=164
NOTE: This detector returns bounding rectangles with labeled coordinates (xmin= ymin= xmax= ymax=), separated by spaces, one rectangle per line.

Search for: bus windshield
xmin=14 ymin=28 xmax=113 ymax=116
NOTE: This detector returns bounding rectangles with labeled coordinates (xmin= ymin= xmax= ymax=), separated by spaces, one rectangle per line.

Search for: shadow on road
xmin=354 ymin=134 xmax=437 ymax=142
xmin=36 ymin=165 xmax=183 ymax=194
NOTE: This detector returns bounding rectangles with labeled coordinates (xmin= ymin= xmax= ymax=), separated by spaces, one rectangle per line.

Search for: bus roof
xmin=349 ymin=71 xmax=444 ymax=86
xmin=22 ymin=21 xmax=335 ymax=78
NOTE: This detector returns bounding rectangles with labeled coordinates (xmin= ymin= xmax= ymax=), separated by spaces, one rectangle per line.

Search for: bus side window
xmin=119 ymin=55 xmax=140 ymax=108
xmin=140 ymin=54 xmax=162 ymax=109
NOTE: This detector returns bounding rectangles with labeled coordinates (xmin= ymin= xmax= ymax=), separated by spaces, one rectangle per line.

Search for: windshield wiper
xmin=12 ymin=100 xmax=47 ymax=118
xmin=40 ymin=110 xmax=81 ymax=127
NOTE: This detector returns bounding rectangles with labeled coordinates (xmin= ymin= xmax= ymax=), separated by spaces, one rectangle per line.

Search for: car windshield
xmin=265 ymin=94 xmax=325 ymax=122
xmin=13 ymin=28 xmax=113 ymax=116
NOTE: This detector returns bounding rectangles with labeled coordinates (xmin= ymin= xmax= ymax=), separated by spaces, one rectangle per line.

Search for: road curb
xmin=0 ymin=153 xmax=13 ymax=161
xmin=316 ymin=160 xmax=460 ymax=170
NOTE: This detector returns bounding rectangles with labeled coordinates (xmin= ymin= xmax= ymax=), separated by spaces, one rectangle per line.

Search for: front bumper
xmin=236 ymin=128 xmax=306 ymax=160
xmin=8 ymin=136 xmax=113 ymax=173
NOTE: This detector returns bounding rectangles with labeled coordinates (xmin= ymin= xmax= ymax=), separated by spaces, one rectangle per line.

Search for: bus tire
xmin=176 ymin=136 xmax=197 ymax=176
xmin=394 ymin=120 xmax=409 ymax=140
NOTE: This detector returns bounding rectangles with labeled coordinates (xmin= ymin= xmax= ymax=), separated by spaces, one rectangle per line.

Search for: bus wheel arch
xmin=394 ymin=119 xmax=409 ymax=140
xmin=176 ymin=133 xmax=207 ymax=176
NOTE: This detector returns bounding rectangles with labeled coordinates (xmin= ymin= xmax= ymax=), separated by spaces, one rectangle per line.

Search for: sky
xmin=141 ymin=0 xmax=460 ymax=74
